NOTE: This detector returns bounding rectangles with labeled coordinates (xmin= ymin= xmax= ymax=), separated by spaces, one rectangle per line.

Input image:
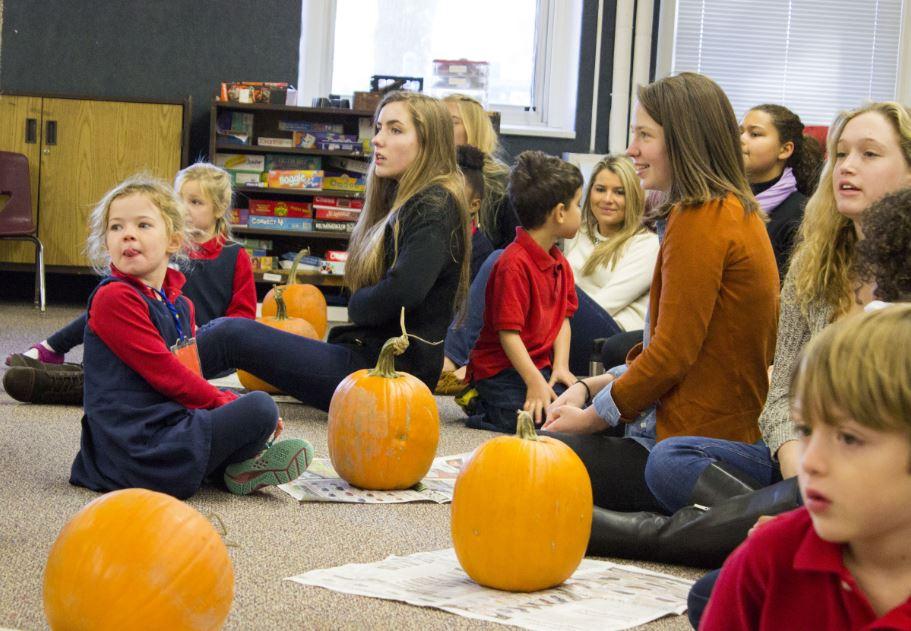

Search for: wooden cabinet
xmin=0 ymin=94 xmax=187 ymax=268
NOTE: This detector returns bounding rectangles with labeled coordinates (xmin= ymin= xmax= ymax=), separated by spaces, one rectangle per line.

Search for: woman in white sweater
xmin=563 ymin=155 xmax=659 ymax=375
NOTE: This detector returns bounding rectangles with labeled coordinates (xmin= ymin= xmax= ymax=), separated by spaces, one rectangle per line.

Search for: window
xmin=657 ymin=0 xmax=907 ymax=125
xmin=299 ymin=0 xmax=583 ymax=137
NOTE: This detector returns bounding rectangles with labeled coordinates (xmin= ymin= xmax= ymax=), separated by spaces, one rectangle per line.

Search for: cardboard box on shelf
xmin=315 ymin=207 xmax=360 ymax=222
xmin=249 ymin=200 xmax=312 ymax=218
xmin=227 ymin=170 xmax=264 ymax=186
xmin=219 ymin=81 xmax=290 ymax=104
xmin=249 ymin=215 xmax=314 ymax=232
xmin=227 ymin=208 xmax=249 ymax=226
xmin=326 ymin=156 xmax=369 ymax=174
xmin=312 ymin=197 xmax=364 ymax=210
xmin=266 ymin=170 xmax=324 ymax=189
xmin=314 ymin=220 xmax=355 ymax=233
xmin=257 ymin=137 xmax=294 ymax=148
xmin=323 ymin=172 xmax=366 ymax=192
xmin=292 ymin=131 xmax=359 ymax=149
xmin=278 ymin=121 xmax=345 ymax=133
xmin=325 ymin=250 xmax=349 ymax=262
xmin=215 ymin=153 xmax=265 ymax=172
xmin=265 ymin=154 xmax=322 ymax=172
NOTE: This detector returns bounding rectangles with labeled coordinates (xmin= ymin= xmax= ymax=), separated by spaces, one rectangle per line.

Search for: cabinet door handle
xmin=25 ymin=118 xmax=38 ymax=144
xmin=46 ymin=120 xmax=58 ymax=145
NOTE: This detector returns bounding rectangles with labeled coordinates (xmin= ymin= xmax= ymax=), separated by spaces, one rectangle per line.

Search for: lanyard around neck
xmin=154 ymin=288 xmax=186 ymax=341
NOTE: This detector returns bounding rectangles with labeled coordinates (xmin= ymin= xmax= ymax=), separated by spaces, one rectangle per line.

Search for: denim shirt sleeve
xmin=592 ymin=380 xmax=623 ymax=427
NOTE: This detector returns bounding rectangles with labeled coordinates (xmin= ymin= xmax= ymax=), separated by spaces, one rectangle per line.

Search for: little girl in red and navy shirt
xmin=4 ymin=163 xmax=256 ymax=405
xmin=69 ymin=175 xmax=312 ymax=498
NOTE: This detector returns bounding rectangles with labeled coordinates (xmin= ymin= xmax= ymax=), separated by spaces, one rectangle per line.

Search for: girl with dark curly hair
xmin=856 ymin=186 xmax=911 ymax=302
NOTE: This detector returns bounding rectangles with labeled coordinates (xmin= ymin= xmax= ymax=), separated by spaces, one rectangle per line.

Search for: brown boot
xmin=2 ymin=366 xmax=84 ymax=405
xmin=5 ymin=354 xmax=82 ymax=372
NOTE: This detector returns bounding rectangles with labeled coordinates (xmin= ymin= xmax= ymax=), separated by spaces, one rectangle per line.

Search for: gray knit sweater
xmin=759 ymin=262 xmax=834 ymax=456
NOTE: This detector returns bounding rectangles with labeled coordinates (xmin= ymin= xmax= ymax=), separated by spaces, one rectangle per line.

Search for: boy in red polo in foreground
xmin=701 ymin=305 xmax=911 ymax=630
xmin=465 ymin=150 xmax=583 ymax=432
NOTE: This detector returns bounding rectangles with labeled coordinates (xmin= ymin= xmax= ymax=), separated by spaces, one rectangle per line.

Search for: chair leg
xmin=36 ymin=238 xmax=46 ymax=312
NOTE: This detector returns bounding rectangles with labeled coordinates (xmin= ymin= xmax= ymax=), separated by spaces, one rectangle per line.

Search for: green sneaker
xmin=224 ymin=438 xmax=314 ymax=495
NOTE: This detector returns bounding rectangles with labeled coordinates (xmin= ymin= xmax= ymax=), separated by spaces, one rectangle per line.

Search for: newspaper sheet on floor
xmin=288 ymin=548 xmax=692 ymax=631
xmin=277 ymin=453 xmax=471 ymax=504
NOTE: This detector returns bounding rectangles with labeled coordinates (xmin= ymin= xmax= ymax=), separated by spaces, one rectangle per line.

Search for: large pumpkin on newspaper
xmin=327 ymin=335 xmax=440 ymax=490
xmin=451 ymin=411 xmax=593 ymax=592
xmin=239 ymin=286 xmax=318 ymax=393
xmin=43 ymin=488 xmax=233 ymax=630
xmin=261 ymin=249 xmax=327 ymax=339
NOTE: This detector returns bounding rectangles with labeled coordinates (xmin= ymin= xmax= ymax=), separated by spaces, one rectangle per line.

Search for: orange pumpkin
xmin=261 ymin=249 xmax=327 ymax=339
xmin=451 ymin=411 xmax=593 ymax=592
xmin=44 ymin=488 xmax=234 ymax=631
xmin=327 ymin=335 xmax=439 ymax=490
xmin=238 ymin=285 xmax=318 ymax=393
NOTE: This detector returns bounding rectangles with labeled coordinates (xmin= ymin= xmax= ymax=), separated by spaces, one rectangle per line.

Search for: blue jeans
xmin=466 ymin=367 xmax=566 ymax=433
xmin=196 ymin=317 xmax=371 ymax=411
xmin=644 ymin=437 xmax=780 ymax=513
xmin=445 ymin=249 xmax=622 ymax=376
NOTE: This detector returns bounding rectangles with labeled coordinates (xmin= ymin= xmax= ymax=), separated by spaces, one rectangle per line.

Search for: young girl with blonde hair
xmin=5 ymin=163 xmax=256 ymax=405
xmin=190 ymin=92 xmax=470 ymax=410
xmin=65 ymin=175 xmax=312 ymax=498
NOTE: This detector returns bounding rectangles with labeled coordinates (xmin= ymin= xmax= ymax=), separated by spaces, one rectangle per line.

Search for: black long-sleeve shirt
xmin=328 ymin=185 xmax=466 ymax=388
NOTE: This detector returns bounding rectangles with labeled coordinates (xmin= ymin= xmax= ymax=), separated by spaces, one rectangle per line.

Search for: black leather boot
xmin=688 ymin=461 xmax=763 ymax=507
xmin=586 ymin=477 xmax=801 ymax=568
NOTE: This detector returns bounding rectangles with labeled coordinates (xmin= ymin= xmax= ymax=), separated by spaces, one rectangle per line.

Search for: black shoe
xmin=688 ymin=461 xmax=762 ymax=507
xmin=587 ymin=478 xmax=801 ymax=568
xmin=3 ymin=366 xmax=84 ymax=405
xmin=5 ymin=353 xmax=82 ymax=372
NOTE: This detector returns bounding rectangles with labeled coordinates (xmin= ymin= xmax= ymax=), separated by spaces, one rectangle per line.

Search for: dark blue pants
xmin=687 ymin=569 xmax=720 ymax=628
xmin=205 ymin=390 xmax=278 ymax=476
xmin=48 ymin=313 xmax=88 ymax=354
xmin=445 ymin=249 xmax=622 ymax=376
xmin=196 ymin=317 xmax=371 ymax=411
xmin=466 ymin=367 xmax=567 ymax=433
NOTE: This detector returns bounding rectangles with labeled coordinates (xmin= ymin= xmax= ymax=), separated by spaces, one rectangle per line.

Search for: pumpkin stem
xmin=288 ymin=248 xmax=310 ymax=284
xmin=367 ymin=308 xmax=411 ymax=377
xmin=273 ymin=285 xmax=289 ymax=320
xmin=515 ymin=410 xmax=538 ymax=441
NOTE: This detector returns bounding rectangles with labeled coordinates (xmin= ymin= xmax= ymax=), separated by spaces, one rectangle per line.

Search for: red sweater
xmin=703 ymin=508 xmax=911 ymax=630
xmin=88 ymin=267 xmax=238 ymax=410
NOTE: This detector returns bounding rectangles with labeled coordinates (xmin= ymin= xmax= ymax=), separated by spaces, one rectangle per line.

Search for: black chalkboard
xmin=0 ymin=0 xmax=301 ymax=161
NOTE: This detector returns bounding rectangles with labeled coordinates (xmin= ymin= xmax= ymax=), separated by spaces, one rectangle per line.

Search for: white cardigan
xmin=563 ymin=229 xmax=659 ymax=332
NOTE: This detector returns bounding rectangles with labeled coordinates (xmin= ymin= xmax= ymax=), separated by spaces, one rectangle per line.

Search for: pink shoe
xmin=4 ymin=344 xmax=64 ymax=367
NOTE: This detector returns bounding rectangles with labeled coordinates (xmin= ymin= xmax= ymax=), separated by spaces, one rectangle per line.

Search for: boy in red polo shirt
xmin=701 ymin=306 xmax=911 ymax=630
xmin=465 ymin=150 xmax=584 ymax=432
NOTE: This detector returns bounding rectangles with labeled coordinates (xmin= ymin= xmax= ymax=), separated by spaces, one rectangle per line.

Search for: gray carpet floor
xmin=0 ymin=301 xmax=703 ymax=630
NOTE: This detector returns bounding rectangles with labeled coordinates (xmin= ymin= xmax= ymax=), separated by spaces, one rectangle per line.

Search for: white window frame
xmin=654 ymin=0 xmax=911 ymax=108
xmin=298 ymin=0 xmax=583 ymax=138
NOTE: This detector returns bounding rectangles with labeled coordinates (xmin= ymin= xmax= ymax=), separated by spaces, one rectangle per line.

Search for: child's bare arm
xmin=548 ymin=318 xmax=575 ymax=388
xmin=499 ymin=330 xmax=555 ymax=425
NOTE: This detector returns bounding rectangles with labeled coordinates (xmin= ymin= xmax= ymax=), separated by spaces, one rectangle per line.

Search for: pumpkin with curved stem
xmin=327 ymin=333 xmax=440 ymax=490
xmin=261 ymin=249 xmax=327 ymax=339
xmin=451 ymin=411 xmax=593 ymax=592
xmin=238 ymin=285 xmax=318 ymax=393
xmin=44 ymin=488 xmax=234 ymax=631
